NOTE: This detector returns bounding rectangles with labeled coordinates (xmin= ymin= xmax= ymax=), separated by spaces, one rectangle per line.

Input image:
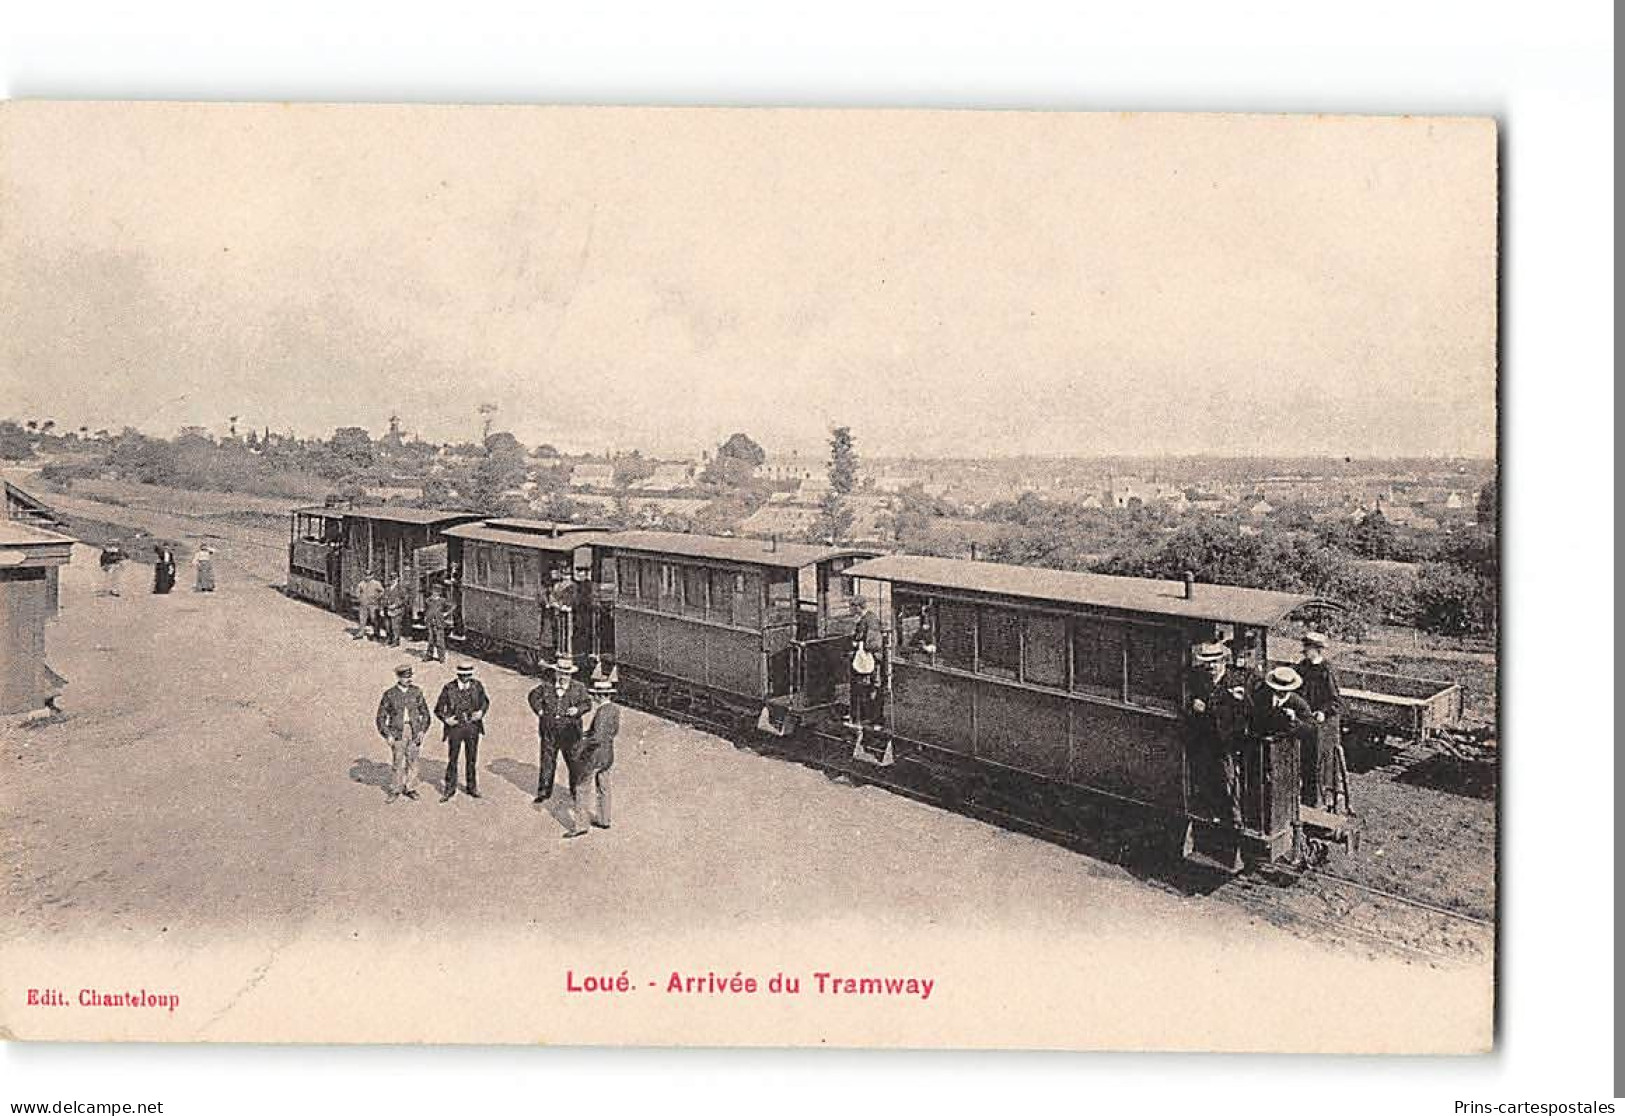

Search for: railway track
xmin=618 ymin=684 xmax=1492 ymax=966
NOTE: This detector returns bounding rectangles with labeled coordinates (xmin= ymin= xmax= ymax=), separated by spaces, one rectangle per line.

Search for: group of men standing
xmin=1184 ymin=631 xmax=1344 ymax=829
xmin=373 ymin=655 xmax=619 ymax=839
xmin=353 ymin=570 xmax=410 ymax=646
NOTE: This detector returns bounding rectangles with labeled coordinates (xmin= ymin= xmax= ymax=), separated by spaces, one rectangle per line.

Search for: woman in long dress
xmin=151 ymin=545 xmax=176 ymax=595
xmin=193 ymin=546 xmax=216 ymax=592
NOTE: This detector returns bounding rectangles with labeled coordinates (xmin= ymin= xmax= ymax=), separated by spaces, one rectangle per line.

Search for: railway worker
xmin=529 ymin=654 xmax=588 ymax=803
xmin=434 ymin=663 xmax=489 ymax=801
xmin=562 ymin=674 xmax=620 ymax=838
xmin=1185 ymin=641 xmax=1253 ymax=827
xmin=381 ymin=574 xmax=408 ymax=647
xmin=98 ymin=539 xmax=126 ymax=597
xmin=193 ymin=545 xmax=217 ymax=593
xmin=422 ymin=582 xmax=450 ymax=663
xmin=1295 ymin=632 xmax=1345 ymax=809
xmin=151 ymin=544 xmax=177 ymax=595
xmin=355 ymin=570 xmax=385 ymax=642
xmin=376 ymin=663 xmax=431 ymax=802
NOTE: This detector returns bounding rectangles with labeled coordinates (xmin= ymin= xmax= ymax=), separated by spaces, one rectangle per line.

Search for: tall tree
xmin=814 ymin=425 xmax=859 ymax=542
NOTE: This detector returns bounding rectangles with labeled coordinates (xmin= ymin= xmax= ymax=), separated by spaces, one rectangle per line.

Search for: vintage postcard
xmin=0 ymin=103 xmax=1497 ymax=1050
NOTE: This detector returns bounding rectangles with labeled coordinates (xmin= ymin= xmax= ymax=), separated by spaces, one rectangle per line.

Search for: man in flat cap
xmin=376 ymin=663 xmax=431 ymax=802
xmin=1296 ymin=632 xmax=1345 ymax=809
xmin=529 ymin=654 xmax=588 ymax=803
xmin=434 ymin=663 xmax=489 ymax=801
xmin=1185 ymin=640 xmax=1256 ymax=828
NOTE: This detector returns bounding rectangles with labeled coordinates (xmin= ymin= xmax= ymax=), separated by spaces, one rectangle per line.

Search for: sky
xmin=0 ymin=104 xmax=1497 ymax=459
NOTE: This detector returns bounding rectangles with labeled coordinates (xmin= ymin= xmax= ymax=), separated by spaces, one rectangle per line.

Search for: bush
xmin=1415 ymin=562 xmax=1495 ymax=636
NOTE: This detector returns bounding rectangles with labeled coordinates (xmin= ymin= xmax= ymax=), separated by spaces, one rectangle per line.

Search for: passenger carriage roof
xmin=845 ymin=554 xmax=1312 ymax=627
xmin=327 ymin=507 xmax=485 ymax=527
xmin=481 ymin=518 xmax=611 ymax=536
xmin=441 ymin=522 xmax=603 ymax=553
xmin=600 ymin=530 xmax=877 ymax=571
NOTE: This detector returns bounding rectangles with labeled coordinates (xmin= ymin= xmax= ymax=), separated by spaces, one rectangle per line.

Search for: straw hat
xmin=1302 ymin=631 xmax=1329 ymax=648
xmin=1265 ymin=666 xmax=1303 ymax=693
xmin=1192 ymin=642 xmax=1228 ymax=664
xmin=553 ymin=655 xmax=578 ymax=674
xmin=456 ymin=662 xmax=476 ymax=676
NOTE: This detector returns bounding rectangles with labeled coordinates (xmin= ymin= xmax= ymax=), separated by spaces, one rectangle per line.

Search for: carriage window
xmin=894 ymin=592 xmax=937 ymax=661
xmin=1126 ymin=623 xmax=1184 ymax=712
xmin=764 ymin=572 xmax=795 ymax=626
xmin=509 ymin=553 xmax=530 ymax=594
xmin=736 ymin=570 xmax=763 ymax=628
xmin=710 ymin=569 xmax=737 ymax=625
xmin=977 ymin=607 xmax=1021 ymax=681
xmin=637 ymin=559 xmax=657 ymax=602
xmin=1024 ymin=613 xmax=1069 ymax=689
xmin=474 ymin=545 xmax=491 ymax=587
xmin=659 ymin=563 xmax=678 ymax=612
xmin=682 ymin=565 xmax=709 ymax=618
xmin=618 ymin=557 xmax=639 ymax=600
xmin=1072 ymin=616 xmax=1126 ymax=701
xmin=935 ymin=600 xmax=976 ymax=672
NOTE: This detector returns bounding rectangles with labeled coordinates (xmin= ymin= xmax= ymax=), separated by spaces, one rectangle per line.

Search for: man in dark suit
xmin=434 ymin=663 xmax=489 ymax=801
xmin=376 ymin=663 xmax=431 ymax=802
xmin=1295 ymin=631 xmax=1344 ymax=808
xmin=1251 ymin=665 xmax=1316 ymax=747
xmin=1184 ymin=641 xmax=1255 ymax=827
xmin=528 ymin=655 xmax=588 ymax=802
xmin=563 ymin=675 xmax=620 ymax=838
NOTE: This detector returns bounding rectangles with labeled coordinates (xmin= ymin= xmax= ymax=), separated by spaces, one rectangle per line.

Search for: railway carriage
xmin=441 ymin=518 xmax=610 ymax=668
xmin=596 ymin=531 xmax=878 ymax=729
xmin=843 ymin=555 xmax=1320 ymax=865
xmin=287 ymin=506 xmax=347 ymax=610
xmin=336 ymin=507 xmax=486 ymax=624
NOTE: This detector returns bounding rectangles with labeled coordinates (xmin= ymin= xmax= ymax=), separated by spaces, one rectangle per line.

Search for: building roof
xmin=4 ymin=481 xmax=64 ymax=526
xmin=0 ymin=519 xmax=75 ymax=566
xmin=844 ymin=554 xmax=1312 ymax=627
xmin=600 ymin=530 xmax=877 ymax=570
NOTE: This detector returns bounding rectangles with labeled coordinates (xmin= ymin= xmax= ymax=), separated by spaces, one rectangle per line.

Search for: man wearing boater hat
xmin=528 ymin=654 xmax=589 ymax=803
xmin=1294 ymin=632 xmax=1345 ymax=808
xmin=562 ymin=671 xmax=621 ymax=838
xmin=1250 ymin=665 xmax=1317 ymax=766
xmin=434 ymin=663 xmax=489 ymax=801
xmin=1184 ymin=641 xmax=1255 ymax=827
xmin=375 ymin=663 xmax=431 ymax=802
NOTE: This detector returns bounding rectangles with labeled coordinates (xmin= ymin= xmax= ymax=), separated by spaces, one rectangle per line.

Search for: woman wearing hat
xmin=1295 ymin=632 xmax=1344 ymax=808
xmin=562 ymin=674 xmax=620 ymax=838
xmin=192 ymin=545 xmax=217 ymax=593
xmin=527 ymin=655 xmax=588 ymax=803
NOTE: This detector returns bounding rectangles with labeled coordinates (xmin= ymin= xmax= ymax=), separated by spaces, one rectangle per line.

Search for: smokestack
xmin=768 ymin=534 xmax=778 ymax=553
xmin=1183 ymin=571 xmax=1195 ymax=600
xmin=970 ymin=543 xmax=978 ymax=561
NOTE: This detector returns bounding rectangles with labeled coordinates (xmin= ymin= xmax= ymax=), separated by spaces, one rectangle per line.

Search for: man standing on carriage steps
xmin=529 ymin=655 xmax=588 ymax=803
xmin=1295 ymin=632 xmax=1344 ymax=809
xmin=434 ymin=663 xmax=489 ymax=801
xmin=1184 ymin=641 xmax=1253 ymax=828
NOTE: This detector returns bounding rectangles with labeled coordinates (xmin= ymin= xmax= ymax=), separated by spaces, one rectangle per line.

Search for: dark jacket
xmin=382 ymin=581 xmax=407 ymax=615
xmin=376 ymin=683 xmax=431 ymax=739
xmin=572 ymin=701 xmax=620 ymax=778
xmin=1251 ymin=690 xmax=1316 ymax=741
xmin=424 ymin=595 xmax=450 ymax=631
xmin=529 ymin=677 xmax=590 ymax=743
xmin=435 ymin=678 xmax=490 ymax=739
xmin=1185 ymin=665 xmax=1255 ymax=745
xmin=1295 ymin=659 xmax=1343 ymax=717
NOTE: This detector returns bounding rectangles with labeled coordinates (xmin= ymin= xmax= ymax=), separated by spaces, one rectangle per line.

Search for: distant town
xmin=0 ymin=413 xmax=1497 ymax=641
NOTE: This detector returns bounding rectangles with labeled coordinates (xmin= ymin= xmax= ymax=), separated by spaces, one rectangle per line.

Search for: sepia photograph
xmin=0 ymin=101 xmax=1506 ymax=1054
